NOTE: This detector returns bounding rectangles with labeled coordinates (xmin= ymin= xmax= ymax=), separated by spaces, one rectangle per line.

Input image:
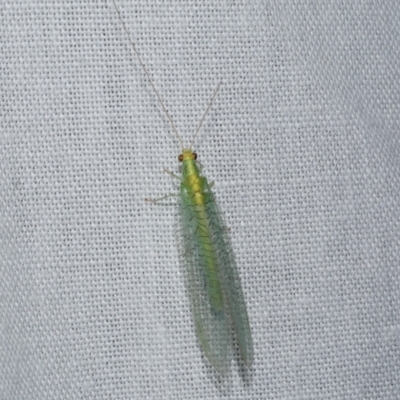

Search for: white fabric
xmin=1 ymin=1 xmax=399 ymax=398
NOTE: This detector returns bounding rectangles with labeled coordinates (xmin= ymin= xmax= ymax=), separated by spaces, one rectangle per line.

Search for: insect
xmin=111 ymin=0 xmax=253 ymax=373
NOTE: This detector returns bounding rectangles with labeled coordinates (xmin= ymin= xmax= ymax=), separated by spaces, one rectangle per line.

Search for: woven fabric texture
xmin=1 ymin=1 xmax=400 ymax=399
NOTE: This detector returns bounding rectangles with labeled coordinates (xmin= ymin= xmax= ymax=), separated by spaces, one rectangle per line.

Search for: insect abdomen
xmin=179 ymin=156 xmax=253 ymax=372
xmin=181 ymin=174 xmax=224 ymax=312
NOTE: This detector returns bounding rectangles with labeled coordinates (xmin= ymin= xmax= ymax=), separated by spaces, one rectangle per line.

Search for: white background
xmin=1 ymin=1 xmax=400 ymax=398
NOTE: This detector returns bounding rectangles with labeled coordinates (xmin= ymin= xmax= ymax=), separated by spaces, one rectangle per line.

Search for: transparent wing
xmin=179 ymin=191 xmax=231 ymax=373
xmin=208 ymin=194 xmax=254 ymax=367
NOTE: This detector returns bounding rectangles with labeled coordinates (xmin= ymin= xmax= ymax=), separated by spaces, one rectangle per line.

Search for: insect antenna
xmin=190 ymin=81 xmax=222 ymax=149
xmin=111 ymin=0 xmax=184 ymax=149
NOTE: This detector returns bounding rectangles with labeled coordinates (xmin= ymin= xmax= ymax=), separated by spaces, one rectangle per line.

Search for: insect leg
xmin=144 ymin=193 xmax=178 ymax=203
xmin=163 ymin=168 xmax=181 ymax=180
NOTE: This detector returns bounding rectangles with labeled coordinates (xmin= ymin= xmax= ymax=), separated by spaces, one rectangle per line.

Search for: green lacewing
xmin=111 ymin=0 xmax=253 ymax=372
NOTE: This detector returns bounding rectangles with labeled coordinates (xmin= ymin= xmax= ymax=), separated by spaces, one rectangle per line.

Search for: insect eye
xmin=178 ymin=154 xmax=183 ymax=162
xmin=193 ymin=153 xmax=197 ymax=160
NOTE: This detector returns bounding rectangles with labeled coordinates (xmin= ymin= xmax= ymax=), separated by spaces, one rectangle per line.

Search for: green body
xmin=179 ymin=149 xmax=253 ymax=372
xmin=110 ymin=0 xmax=251 ymax=375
